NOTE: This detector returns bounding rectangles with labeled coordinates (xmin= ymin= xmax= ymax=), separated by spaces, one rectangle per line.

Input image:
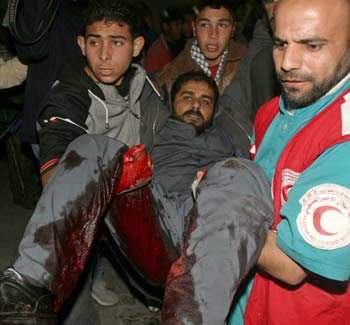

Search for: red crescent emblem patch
xmin=297 ymin=184 xmax=350 ymax=250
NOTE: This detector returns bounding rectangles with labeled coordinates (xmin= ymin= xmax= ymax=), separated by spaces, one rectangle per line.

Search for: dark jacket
xmin=13 ymin=0 xmax=86 ymax=144
xmin=38 ymin=60 xmax=170 ymax=175
xmin=151 ymin=119 xmax=236 ymax=194
xmin=219 ymin=16 xmax=279 ymax=121
xmin=214 ymin=102 xmax=253 ymax=159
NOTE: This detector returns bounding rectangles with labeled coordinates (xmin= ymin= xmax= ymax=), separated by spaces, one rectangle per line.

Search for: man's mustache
xmin=277 ymin=70 xmax=314 ymax=82
xmin=182 ymin=110 xmax=204 ymax=120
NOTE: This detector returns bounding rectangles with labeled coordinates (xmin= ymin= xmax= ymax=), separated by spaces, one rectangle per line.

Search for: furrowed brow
xmin=273 ymin=36 xmax=287 ymax=44
xmin=86 ymin=34 xmax=127 ymax=40
xmin=273 ymin=35 xmax=329 ymax=45
xmin=86 ymin=33 xmax=102 ymax=38
xmin=109 ymin=35 xmax=128 ymax=40
xmin=295 ymin=37 xmax=329 ymax=44
xmin=180 ymin=90 xmax=195 ymax=96
xmin=196 ymin=18 xmax=231 ymax=24
xmin=217 ymin=18 xmax=232 ymax=23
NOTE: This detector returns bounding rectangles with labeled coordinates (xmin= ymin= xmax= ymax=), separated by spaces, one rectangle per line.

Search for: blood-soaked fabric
xmin=116 ymin=144 xmax=153 ymax=195
xmin=110 ymin=186 xmax=180 ymax=285
xmin=14 ymin=134 xmax=127 ymax=305
xmin=109 ymin=178 xmax=195 ymax=286
xmin=161 ymin=158 xmax=274 ymax=324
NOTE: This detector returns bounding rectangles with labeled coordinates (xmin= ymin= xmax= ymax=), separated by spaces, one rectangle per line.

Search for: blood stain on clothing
xmin=33 ymin=152 xmax=123 ymax=306
xmin=223 ymin=158 xmax=244 ymax=169
xmin=61 ymin=150 xmax=86 ymax=171
xmin=161 ymin=205 xmax=202 ymax=324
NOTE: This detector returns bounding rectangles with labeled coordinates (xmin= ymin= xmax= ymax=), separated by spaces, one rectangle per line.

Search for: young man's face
xmin=172 ymin=80 xmax=215 ymax=133
xmin=273 ymin=0 xmax=350 ymax=109
xmin=78 ymin=21 xmax=144 ymax=85
xmin=192 ymin=6 xmax=235 ymax=67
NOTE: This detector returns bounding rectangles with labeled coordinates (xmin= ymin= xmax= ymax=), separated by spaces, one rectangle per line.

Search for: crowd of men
xmin=0 ymin=0 xmax=349 ymax=324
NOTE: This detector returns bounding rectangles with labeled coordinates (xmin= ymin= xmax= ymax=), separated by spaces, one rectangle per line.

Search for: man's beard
xmin=278 ymin=47 xmax=350 ymax=109
xmin=173 ymin=110 xmax=212 ymax=134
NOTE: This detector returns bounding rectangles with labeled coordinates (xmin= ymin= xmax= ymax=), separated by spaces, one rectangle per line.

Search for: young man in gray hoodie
xmin=0 ymin=0 xmax=169 ymax=323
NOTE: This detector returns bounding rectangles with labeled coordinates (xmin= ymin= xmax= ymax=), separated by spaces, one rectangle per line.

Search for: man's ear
xmin=132 ymin=36 xmax=145 ymax=57
xmin=192 ymin=20 xmax=196 ymax=37
xmin=77 ymin=36 xmax=86 ymax=56
xmin=231 ymin=21 xmax=237 ymax=37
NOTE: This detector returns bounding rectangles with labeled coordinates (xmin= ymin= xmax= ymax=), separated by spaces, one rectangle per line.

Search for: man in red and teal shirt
xmin=230 ymin=0 xmax=350 ymax=323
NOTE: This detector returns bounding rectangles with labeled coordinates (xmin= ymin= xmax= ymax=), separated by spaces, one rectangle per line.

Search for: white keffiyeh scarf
xmin=190 ymin=39 xmax=228 ymax=85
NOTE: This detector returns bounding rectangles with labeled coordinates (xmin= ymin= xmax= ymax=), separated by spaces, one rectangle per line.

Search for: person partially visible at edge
xmin=227 ymin=0 xmax=350 ymax=323
xmin=0 ymin=56 xmax=27 ymax=89
xmin=0 ymin=0 xmax=170 ymax=323
xmin=4 ymin=0 xmax=87 ymax=153
xmin=178 ymin=0 xmax=275 ymax=144
xmin=182 ymin=6 xmax=196 ymax=39
xmin=144 ymin=7 xmax=185 ymax=74
xmin=219 ymin=0 xmax=280 ymax=121
xmin=155 ymin=0 xmax=247 ymax=95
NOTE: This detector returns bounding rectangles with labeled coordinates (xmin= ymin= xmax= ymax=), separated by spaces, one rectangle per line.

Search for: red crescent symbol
xmin=313 ymin=206 xmax=341 ymax=236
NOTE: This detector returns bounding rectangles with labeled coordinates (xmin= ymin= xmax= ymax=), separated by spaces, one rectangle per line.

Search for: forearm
xmin=257 ymin=230 xmax=307 ymax=285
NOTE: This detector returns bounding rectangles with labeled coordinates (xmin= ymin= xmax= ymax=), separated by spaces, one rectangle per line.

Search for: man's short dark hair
xmin=82 ymin=0 xmax=140 ymax=38
xmin=196 ymin=0 xmax=236 ymax=20
xmin=171 ymin=71 xmax=219 ymax=107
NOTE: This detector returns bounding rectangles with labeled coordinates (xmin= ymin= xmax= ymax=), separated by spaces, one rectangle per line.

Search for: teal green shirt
xmin=229 ymin=79 xmax=350 ymax=324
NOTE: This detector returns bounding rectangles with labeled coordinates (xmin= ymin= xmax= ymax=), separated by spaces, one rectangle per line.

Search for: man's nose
xmin=209 ymin=25 xmax=218 ymax=39
xmin=99 ymin=43 xmax=111 ymax=61
xmin=280 ymin=44 xmax=302 ymax=72
xmin=191 ymin=98 xmax=201 ymax=110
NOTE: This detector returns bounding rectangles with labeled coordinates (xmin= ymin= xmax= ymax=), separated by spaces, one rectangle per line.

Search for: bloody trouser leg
xmin=162 ymin=158 xmax=274 ymax=325
xmin=14 ymin=134 xmax=127 ymax=306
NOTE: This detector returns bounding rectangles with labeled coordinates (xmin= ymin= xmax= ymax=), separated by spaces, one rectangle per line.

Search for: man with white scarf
xmin=156 ymin=0 xmax=246 ymax=96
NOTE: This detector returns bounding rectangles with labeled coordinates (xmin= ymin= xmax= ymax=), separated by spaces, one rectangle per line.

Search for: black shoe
xmin=0 ymin=268 xmax=57 ymax=324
